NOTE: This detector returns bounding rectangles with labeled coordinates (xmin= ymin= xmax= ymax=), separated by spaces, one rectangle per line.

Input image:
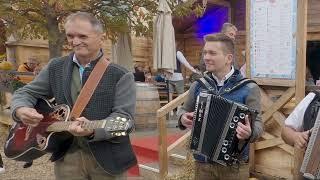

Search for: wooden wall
xmin=5 ymin=36 xmax=153 ymax=69
xmin=308 ymin=0 xmax=320 ymax=32
xmin=307 ymin=0 xmax=320 ymax=40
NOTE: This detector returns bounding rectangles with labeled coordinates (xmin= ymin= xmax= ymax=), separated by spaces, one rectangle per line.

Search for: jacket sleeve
xmin=11 ymin=63 xmax=53 ymax=122
xmin=245 ymin=83 xmax=263 ymax=142
xmin=90 ymin=72 xmax=136 ymax=141
xmin=176 ymin=82 xmax=198 ymax=130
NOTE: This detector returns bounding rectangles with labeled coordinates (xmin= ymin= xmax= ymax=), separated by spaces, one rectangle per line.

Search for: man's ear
xmin=99 ymin=33 xmax=106 ymax=43
xmin=226 ymin=54 xmax=233 ymax=64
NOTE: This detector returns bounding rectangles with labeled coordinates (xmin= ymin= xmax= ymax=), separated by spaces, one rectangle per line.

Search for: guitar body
xmin=4 ymin=98 xmax=73 ymax=162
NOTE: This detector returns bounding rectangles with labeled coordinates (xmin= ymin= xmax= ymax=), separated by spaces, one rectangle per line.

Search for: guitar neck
xmin=47 ymin=120 xmax=107 ymax=132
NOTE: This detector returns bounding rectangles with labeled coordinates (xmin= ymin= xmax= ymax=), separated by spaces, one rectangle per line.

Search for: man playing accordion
xmin=177 ymin=33 xmax=263 ymax=179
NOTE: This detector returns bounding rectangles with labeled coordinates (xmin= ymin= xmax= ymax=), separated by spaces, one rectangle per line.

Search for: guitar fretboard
xmin=46 ymin=120 xmax=106 ymax=132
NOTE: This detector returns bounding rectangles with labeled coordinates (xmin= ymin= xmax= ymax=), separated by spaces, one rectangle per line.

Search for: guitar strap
xmin=70 ymin=56 xmax=110 ymax=119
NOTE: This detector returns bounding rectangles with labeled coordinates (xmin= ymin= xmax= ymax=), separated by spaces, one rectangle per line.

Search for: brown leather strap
xmin=70 ymin=56 xmax=110 ymax=119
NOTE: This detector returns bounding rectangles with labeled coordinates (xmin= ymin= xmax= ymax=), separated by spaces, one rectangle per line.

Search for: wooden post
xmin=158 ymin=114 xmax=168 ymax=179
xmin=294 ymin=0 xmax=308 ymax=179
xmin=245 ymin=0 xmax=251 ymax=79
xmin=295 ymin=0 xmax=308 ymax=102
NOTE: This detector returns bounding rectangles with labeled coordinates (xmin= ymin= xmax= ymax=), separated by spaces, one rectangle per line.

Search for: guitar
xmin=4 ymin=98 xmax=132 ymax=162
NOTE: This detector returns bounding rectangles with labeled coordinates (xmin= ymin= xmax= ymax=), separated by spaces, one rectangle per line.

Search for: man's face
xmin=65 ymin=19 xmax=104 ymax=60
xmin=203 ymin=41 xmax=233 ymax=73
xmin=224 ymin=27 xmax=237 ymax=40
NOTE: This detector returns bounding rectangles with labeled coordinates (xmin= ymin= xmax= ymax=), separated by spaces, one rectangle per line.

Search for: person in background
xmin=188 ymin=65 xmax=202 ymax=83
xmin=133 ymin=64 xmax=145 ymax=82
xmin=168 ymin=51 xmax=199 ymax=115
xmin=144 ymin=66 xmax=153 ymax=83
xmin=239 ymin=50 xmax=247 ymax=78
xmin=220 ymin=22 xmax=238 ymax=40
xmin=17 ymin=56 xmax=39 ymax=84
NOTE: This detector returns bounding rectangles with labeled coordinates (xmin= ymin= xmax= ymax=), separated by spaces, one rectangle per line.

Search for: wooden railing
xmin=157 ymin=90 xmax=189 ymax=179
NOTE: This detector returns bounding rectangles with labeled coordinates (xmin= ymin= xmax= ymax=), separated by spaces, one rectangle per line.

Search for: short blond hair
xmin=204 ymin=33 xmax=235 ymax=55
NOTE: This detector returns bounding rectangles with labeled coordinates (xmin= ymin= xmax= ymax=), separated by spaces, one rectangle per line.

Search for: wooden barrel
xmin=135 ymin=82 xmax=160 ymax=130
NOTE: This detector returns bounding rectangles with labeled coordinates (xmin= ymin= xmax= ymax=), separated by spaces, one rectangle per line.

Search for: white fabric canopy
xmin=111 ymin=33 xmax=134 ymax=71
xmin=152 ymin=0 xmax=176 ymax=74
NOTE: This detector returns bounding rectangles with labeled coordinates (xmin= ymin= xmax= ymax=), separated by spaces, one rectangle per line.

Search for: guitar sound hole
xmin=58 ymin=109 xmax=64 ymax=115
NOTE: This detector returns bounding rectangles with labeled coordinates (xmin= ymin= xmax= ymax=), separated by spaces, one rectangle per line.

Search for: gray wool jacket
xmin=10 ymin=52 xmax=137 ymax=174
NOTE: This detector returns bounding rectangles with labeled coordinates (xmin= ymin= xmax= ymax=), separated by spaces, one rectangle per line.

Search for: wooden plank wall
xmin=234 ymin=0 xmax=246 ymax=31
xmin=5 ymin=36 xmax=153 ymax=68
xmin=307 ymin=0 xmax=320 ymax=33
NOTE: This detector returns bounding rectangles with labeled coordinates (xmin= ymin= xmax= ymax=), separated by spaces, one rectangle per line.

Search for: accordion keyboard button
xmin=222 ymin=147 xmax=227 ymax=153
xmin=224 ymin=154 xmax=230 ymax=160
xmin=230 ymin=123 xmax=235 ymax=129
xmin=239 ymin=113 xmax=245 ymax=119
xmin=233 ymin=116 xmax=239 ymax=122
xmin=223 ymin=140 xmax=228 ymax=146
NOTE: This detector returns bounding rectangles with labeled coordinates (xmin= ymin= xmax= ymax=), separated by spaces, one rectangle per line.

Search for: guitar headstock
xmin=104 ymin=117 xmax=132 ymax=137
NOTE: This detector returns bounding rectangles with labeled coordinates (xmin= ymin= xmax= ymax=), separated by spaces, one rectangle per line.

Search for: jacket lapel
xmin=63 ymin=53 xmax=74 ymax=107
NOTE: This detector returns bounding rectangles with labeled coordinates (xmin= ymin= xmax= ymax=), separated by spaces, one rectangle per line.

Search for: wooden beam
xmin=255 ymin=164 xmax=292 ymax=179
xmin=253 ymin=78 xmax=296 ymax=87
xmin=245 ymin=0 xmax=251 ymax=79
xmin=260 ymin=89 xmax=288 ymax=127
xmin=167 ymin=131 xmax=191 ymax=154
xmin=271 ymin=111 xmax=286 ymax=128
xmin=158 ymin=115 xmax=168 ymax=179
xmin=294 ymin=1 xmax=308 ymax=179
xmin=308 ymin=26 xmax=320 ymax=32
xmin=295 ymin=0 xmax=308 ymax=103
xmin=261 ymin=132 xmax=294 ymax=155
xmin=207 ymin=0 xmax=230 ymax=7
xmin=262 ymin=87 xmax=295 ymax=123
xmin=255 ymin=138 xmax=285 ymax=150
xmin=157 ymin=90 xmax=188 ymax=118
xmin=307 ymin=32 xmax=320 ymax=41
xmin=249 ymin=143 xmax=255 ymax=172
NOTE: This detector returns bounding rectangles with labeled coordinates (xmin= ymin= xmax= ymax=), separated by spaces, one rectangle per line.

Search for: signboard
xmin=250 ymin=0 xmax=297 ymax=79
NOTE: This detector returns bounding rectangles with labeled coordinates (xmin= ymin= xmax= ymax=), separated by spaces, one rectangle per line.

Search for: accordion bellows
xmin=300 ymin=110 xmax=320 ymax=179
xmin=190 ymin=92 xmax=257 ymax=166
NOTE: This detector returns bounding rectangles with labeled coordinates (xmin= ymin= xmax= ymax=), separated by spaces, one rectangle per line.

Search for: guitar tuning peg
xmin=116 ymin=117 xmax=121 ymax=120
xmin=121 ymin=118 xmax=127 ymax=122
xmin=121 ymin=132 xmax=126 ymax=136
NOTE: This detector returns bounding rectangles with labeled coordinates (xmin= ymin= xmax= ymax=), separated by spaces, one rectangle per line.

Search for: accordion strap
xmin=197 ymin=75 xmax=216 ymax=93
xmin=230 ymin=78 xmax=257 ymax=93
xmin=196 ymin=76 xmax=257 ymax=94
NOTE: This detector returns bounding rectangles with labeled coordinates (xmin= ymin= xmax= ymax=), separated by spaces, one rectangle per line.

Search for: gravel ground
xmin=0 ymin=125 xmax=55 ymax=180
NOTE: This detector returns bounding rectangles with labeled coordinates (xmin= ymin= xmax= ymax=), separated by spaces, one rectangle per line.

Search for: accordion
xmin=190 ymin=92 xmax=258 ymax=166
xmin=300 ymin=110 xmax=320 ymax=179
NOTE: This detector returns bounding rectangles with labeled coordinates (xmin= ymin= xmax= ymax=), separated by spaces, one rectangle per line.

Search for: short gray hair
xmin=221 ymin=23 xmax=237 ymax=33
xmin=65 ymin=11 xmax=104 ymax=33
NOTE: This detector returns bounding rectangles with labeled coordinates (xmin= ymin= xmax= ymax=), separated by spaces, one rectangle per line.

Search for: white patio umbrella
xmin=111 ymin=33 xmax=134 ymax=71
xmin=153 ymin=0 xmax=176 ymax=75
